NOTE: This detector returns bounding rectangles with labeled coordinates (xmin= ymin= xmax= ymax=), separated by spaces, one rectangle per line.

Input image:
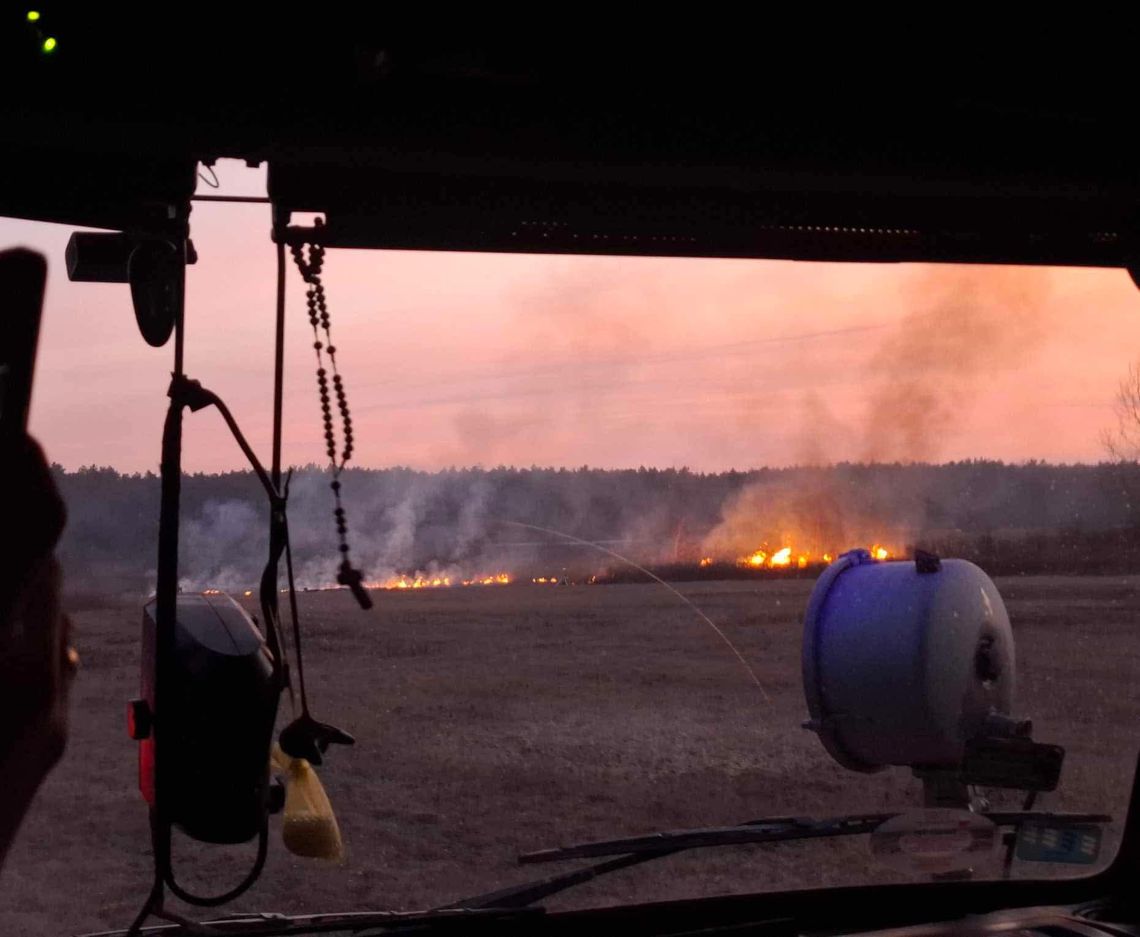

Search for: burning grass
xmin=737 ymin=543 xmax=892 ymax=570
xmin=366 ymin=572 xmax=512 ymax=590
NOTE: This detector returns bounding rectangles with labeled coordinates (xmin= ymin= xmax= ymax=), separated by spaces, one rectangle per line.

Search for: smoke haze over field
xmin=858 ymin=268 xmax=1053 ymax=463
xmin=54 ymin=461 xmax=1140 ymax=595
xmin=712 ymin=268 xmax=1057 ymax=558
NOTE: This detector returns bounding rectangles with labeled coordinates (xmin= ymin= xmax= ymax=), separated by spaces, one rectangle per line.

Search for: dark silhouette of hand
xmin=0 ymin=435 xmax=71 ymax=871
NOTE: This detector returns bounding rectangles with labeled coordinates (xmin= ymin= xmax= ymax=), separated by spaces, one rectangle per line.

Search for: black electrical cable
xmin=150 ymin=374 xmax=292 ymax=911
xmin=272 ymin=232 xmax=286 ymax=489
xmin=133 ymin=383 xmax=284 ymax=917
xmin=171 ymin=373 xmax=288 ymax=680
xmin=282 ymin=492 xmax=310 ymax=708
xmin=165 ymin=822 xmax=270 ymax=908
xmin=173 ymin=376 xmax=278 ymax=502
xmin=127 ymin=270 xmax=188 ymax=933
xmin=265 ymin=232 xmax=297 ymax=709
xmin=124 ymin=816 xmax=168 ymax=936
xmin=196 ymin=164 xmax=220 ymax=188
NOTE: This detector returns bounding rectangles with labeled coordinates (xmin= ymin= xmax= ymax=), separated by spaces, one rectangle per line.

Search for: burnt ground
xmin=2 ymin=576 xmax=1138 ymax=935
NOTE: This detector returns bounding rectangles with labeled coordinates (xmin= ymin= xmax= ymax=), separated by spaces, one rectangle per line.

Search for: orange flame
xmin=364 ymin=572 xmax=511 ymax=591
xmin=745 ymin=550 xmax=768 ymax=567
xmin=734 ymin=542 xmax=895 ymax=569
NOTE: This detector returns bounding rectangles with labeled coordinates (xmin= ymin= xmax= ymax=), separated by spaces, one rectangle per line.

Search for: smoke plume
xmin=704 ymin=267 xmax=1055 ymax=556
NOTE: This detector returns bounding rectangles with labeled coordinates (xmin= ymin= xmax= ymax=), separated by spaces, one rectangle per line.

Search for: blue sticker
xmin=1015 ymin=823 xmax=1101 ymax=865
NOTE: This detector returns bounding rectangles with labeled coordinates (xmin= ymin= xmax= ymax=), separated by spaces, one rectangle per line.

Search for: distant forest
xmin=51 ymin=460 xmax=1140 ymax=594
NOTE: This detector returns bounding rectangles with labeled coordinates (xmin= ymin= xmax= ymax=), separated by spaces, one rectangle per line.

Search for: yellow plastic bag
xmin=271 ymin=744 xmax=344 ymax=861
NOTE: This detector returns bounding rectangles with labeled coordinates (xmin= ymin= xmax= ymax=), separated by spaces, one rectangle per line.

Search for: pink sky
xmin=4 ymin=162 xmax=1140 ymax=474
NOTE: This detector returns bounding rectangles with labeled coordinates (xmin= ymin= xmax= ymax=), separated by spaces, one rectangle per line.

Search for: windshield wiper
xmin=88 ymin=811 xmax=1111 ymax=929
xmin=78 ymin=906 xmax=542 ymax=937
xmin=442 ymin=813 xmax=889 ymax=911
xmin=519 ymin=812 xmax=894 ymax=864
xmin=446 ymin=810 xmax=1110 ymax=911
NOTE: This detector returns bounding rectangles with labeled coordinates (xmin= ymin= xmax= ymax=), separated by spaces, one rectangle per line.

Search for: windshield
xmin=2 ymin=163 xmax=1140 ymax=935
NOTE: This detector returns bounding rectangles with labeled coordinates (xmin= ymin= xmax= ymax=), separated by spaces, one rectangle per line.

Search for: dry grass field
xmin=2 ymin=575 xmax=1139 ymax=935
